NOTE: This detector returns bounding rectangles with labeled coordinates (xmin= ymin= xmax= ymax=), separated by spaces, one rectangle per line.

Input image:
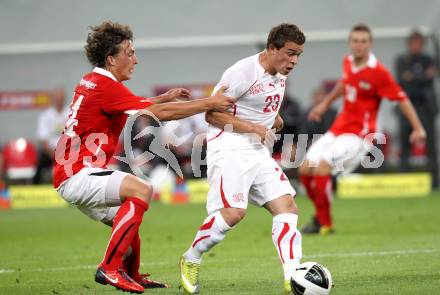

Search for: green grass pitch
xmin=1 ymin=193 xmax=440 ymax=295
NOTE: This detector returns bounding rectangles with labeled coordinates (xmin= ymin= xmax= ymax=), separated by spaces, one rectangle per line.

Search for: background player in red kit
xmin=299 ymin=24 xmax=426 ymax=234
xmin=53 ymin=21 xmax=233 ymax=293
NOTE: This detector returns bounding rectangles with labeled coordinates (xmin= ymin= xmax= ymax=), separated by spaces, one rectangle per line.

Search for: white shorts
xmin=305 ymin=132 xmax=373 ymax=174
xmin=206 ymin=150 xmax=296 ymax=215
xmin=56 ymin=167 xmax=129 ymax=223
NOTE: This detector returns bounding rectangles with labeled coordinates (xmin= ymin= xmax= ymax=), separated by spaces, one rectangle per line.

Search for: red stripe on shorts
xmin=220 ymin=176 xmax=231 ymax=208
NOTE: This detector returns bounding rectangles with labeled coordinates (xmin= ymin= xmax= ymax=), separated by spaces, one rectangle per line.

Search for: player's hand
xmin=164 ymin=88 xmax=191 ymax=102
xmin=254 ymin=124 xmax=269 ymax=143
xmin=254 ymin=125 xmax=277 ymax=147
xmin=272 ymin=115 xmax=284 ymax=132
xmin=308 ymin=101 xmax=327 ymax=122
xmin=263 ymin=128 xmax=278 ymax=149
xmin=409 ymin=128 xmax=427 ymax=145
xmin=210 ymin=86 xmax=235 ymax=111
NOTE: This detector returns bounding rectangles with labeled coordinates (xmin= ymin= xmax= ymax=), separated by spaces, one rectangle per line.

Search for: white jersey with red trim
xmin=207 ymin=53 xmax=287 ymax=153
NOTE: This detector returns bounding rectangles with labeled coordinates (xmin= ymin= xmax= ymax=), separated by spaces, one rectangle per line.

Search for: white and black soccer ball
xmin=290 ymin=262 xmax=333 ymax=295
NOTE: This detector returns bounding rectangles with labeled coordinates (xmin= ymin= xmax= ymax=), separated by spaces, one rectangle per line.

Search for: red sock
xmin=123 ymin=233 xmax=141 ymax=277
xmin=313 ymin=175 xmax=333 ymax=227
xmin=101 ymin=197 xmax=148 ymax=271
xmin=301 ymin=174 xmax=320 ymax=223
xmin=300 ymin=175 xmax=315 ymax=201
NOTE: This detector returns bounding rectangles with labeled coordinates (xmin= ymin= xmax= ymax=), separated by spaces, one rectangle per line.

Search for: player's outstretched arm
xmin=398 ymin=98 xmax=427 ymax=144
xmin=308 ymin=80 xmax=344 ymax=122
xmin=149 ymin=88 xmax=191 ymax=104
xmin=144 ymin=86 xmax=234 ymax=121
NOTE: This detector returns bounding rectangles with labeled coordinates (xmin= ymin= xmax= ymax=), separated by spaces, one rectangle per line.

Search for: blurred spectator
xmin=395 ymin=30 xmax=439 ymax=188
xmin=33 ymin=89 xmax=69 ymax=184
xmin=301 ymin=87 xmax=337 ymax=139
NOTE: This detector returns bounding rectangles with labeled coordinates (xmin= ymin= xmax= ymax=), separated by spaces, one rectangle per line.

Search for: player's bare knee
xmin=299 ymin=162 xmax=309 ymax=176
xmin=265 ymin=195 xmax=298 ymax=215
xmin=286 ymin=198 xmax=299 ymax=214
xmin=278 ymin=196 xmax=298 ymax=214
xmin=314 ymin=161 xmax=331 ymax=176
xmin=221 ymin=208 xmax=246 ymax=227
xmin=234 ymin=208 xmax=247 ymax=221
xmin=137 ymin=182 xmax=153 ymax=203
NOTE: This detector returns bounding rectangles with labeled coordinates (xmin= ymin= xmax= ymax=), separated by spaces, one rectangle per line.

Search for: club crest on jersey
xmin=359 ymin=81 xmax=371 ymax=90
xmin=232 ymin=193 xmax=245 ymax=203
xmin=249 ymin=82 xmax=264 ymax=95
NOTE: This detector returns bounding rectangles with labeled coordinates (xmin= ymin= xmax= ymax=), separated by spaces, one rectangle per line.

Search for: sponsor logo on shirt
xmin=79 ymin=79 xmax=97 ymax=90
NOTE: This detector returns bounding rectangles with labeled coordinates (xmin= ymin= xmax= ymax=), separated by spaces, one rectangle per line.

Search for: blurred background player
xmin=179 ymin=23 xmax=305 ymax=294
xmin=299 ymin=24 xmax=427 ymax=235
xmin=53 ymin=21 xmax=234 ymax=293
xmin=33 ymin=89 xmax=69 ymax=184
xmin=395 ymin=30 xmax=439 ymax=189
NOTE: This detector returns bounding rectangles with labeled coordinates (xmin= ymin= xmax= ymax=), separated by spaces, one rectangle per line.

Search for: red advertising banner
xmin=0 ymin=90 xmax=56 ymax=110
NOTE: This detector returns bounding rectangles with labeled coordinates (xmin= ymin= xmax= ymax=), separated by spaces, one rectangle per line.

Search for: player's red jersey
xmin=53 ymin=67 xmax=153 ymax=189
xmin=330 ymin=54 xmax=407 ymax=136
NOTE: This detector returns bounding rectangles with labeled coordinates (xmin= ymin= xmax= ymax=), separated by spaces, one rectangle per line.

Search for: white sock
xmin=272 ymin=213 xmax=302 ymax=280
xmin=184 ymin=211 xmax=231 ymax=263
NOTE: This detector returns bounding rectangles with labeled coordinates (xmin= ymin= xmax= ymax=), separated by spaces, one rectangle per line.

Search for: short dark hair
xmin=84 ymin=21 xmax=133 ymax=67
xmin=350 ymin=24 xmax=372 ymax=39
xmin=408 ymin=30 xmax=425 ymax=43
xmin=266 ymin=23 xmax=305 ymax=50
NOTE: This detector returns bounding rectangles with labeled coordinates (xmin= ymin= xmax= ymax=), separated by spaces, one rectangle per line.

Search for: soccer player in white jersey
xmin=53 ymin=21 xmax=233 ymax=294
xmin=179 ymin=23 xmax=306 ymax=294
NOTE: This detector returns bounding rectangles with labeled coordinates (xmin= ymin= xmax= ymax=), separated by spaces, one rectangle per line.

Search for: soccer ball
xmin=290 ymin=262 xmax=333 ymax=295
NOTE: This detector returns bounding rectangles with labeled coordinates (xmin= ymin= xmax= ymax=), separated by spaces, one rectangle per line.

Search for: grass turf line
xmin=0 ymin=193 xmax=439 ymax=294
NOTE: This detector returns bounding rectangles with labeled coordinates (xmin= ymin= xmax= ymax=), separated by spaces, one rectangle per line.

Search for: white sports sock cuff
xmin=214 ymin=211 xmax=232 ymax=233
xmin=273 ymin=213 xmax=298 ymax=226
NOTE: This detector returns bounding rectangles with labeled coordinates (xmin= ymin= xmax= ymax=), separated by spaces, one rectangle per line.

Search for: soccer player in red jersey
xmin=299 ymin=24 xmax=426 ymax=234
xmin=53 ymin=21 xmax=233 ymax=293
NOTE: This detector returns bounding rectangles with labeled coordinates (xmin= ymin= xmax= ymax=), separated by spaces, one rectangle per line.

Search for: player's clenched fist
xmin=164 ymin=88 xmax=191 ymax=101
